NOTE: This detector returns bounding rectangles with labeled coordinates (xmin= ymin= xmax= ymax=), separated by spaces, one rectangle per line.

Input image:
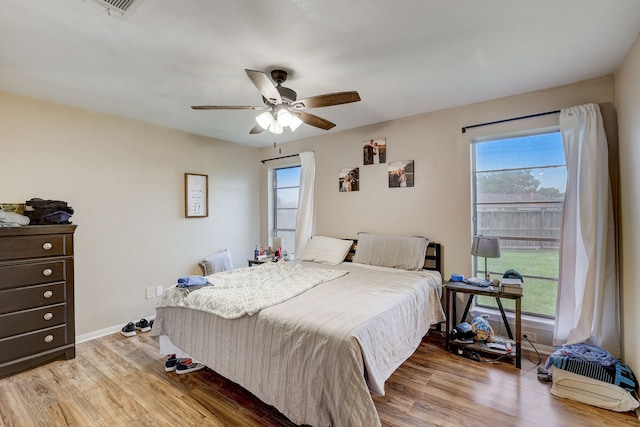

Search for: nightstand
xmin=444 ymin=280 xmax=522 ymax=368
xmin=247 ymin=258 xmax=272 ymax=267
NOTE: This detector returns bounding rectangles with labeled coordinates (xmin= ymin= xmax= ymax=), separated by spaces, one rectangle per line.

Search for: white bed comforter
xmin=157 ymin=262 xmax=348 ymax=319
xmin=152 ymin=261 xmax=445 ymax=427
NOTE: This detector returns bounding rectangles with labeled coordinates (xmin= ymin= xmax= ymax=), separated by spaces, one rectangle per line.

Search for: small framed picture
xmin=388 ymin=161 xmax=414 ymax=188
xmin=185 ymin=173 xmax=208 ymax=218
xmin=362 ymin=138 xmax=387 ymax=165
xmin=338 ymin=167 xmax=359 ymax=192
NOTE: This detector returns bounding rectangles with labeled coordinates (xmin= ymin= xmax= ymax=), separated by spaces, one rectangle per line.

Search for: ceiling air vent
xmin=94 ymin=0 xmax=137 ymax=15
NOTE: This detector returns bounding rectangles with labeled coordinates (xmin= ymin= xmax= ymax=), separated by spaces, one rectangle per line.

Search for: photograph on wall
xmin=388 ymin=160 xmax=414 ymax=188
xmin=338 ymin=167 xmax=359 ymax=192
xmin=362 ymin=138 xmax=387 ymax=165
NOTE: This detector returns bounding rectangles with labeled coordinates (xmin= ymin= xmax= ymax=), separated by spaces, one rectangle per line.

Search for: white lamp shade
xmin=268 ymin=121 xmax=283 ymax=134
xmin=289 ymin=114 xmax=303 ymax=131
xmin=256 ymin=111 xmax=274 ymax=129
xmin=276 ymin=108 xmax=293 ymax=127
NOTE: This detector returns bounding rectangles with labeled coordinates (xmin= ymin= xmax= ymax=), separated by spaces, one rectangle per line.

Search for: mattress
xmin=152 ymin=261 xmax=445 ymax=427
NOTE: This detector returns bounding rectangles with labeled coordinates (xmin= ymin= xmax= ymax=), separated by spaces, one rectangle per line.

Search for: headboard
xmin=343 ymin=240 xmax=443 ymax=275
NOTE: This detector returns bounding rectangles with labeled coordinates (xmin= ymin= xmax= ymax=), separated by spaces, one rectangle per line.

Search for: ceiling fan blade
xmin=297 ymin=111 xmax=336 ymax=130
xmin=293 ymin=91 xmax=361 ymax=109
xmin=245 ymin=69 xmax=282 ymax=105
xmin=249 ymin=123 xmax=266 ymax=134
xmin=191 ymin=105 xmax=269 ymax=110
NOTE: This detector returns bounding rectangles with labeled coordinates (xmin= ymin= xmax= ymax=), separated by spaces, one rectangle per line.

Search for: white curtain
xmin=555 ymin=103 xmax=620 ymax=357
xmin=294 ymin=152 xmax=315 ymax=258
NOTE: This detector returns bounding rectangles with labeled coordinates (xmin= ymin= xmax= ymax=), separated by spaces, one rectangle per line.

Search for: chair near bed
xmin=198 ymin=248 xmax=233 ymax=275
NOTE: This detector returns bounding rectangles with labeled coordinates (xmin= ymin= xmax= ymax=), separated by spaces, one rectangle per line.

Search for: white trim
xmin=76 ymin=314 xmax=155 ymax=344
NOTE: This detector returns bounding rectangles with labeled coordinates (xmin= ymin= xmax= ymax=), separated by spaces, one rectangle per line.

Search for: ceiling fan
xmin=191 ymin=69 xmax=361 ymax=135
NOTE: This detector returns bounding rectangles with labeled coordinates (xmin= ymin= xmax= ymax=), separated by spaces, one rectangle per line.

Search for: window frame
xmin=271 ymin=165 xmax=301 ymax=255
xmin=471 ymin=128 xmax=565 ymax=320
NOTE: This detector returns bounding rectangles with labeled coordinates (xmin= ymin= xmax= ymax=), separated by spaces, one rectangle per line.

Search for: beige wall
xmin=0 ymin=92 xmax=260 ymax=337
xmin=259 ymin=77 xmax=615 ymax=286
xmin=616 ymin=33 xmax=640 ymax=373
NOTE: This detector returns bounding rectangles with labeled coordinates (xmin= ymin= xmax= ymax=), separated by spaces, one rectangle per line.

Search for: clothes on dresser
xmin=0 ymin=210 xmax=30 ymax=227
xmin=24 ymin=198 xmax=74 ymax=225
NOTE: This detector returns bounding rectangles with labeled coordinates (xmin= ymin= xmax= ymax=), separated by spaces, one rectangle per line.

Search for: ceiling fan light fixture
xmin=289 ymin=114 xmax=303 ymax=131
xmin=192 ymin=68 xmax=361 ymax=135
xmin=256 ymin=111 xmax=274 ymax=129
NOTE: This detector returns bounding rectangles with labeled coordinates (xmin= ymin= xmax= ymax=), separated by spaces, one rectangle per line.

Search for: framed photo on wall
xmin=185 ymin=173 xmax=208 ymax=218
xmin=362 ymin=137 xmax=387 ymax=165
xmin=388 ymin=160 xmax=414 ymax=188
xmin=338 ymin=167 xmax=359 ymax=192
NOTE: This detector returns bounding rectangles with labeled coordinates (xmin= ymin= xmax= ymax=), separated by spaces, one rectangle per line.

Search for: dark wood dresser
xmin=0 ymin=224 xmax=77 ymax=377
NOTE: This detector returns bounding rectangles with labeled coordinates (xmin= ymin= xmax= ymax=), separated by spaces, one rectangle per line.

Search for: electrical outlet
xmin=155 ymin=286 xmax=164 ymax=297
xmin=523 ymin=331 xmax=537 ymax=342
xmin=146 ymin=287 xmax=154 ymax=299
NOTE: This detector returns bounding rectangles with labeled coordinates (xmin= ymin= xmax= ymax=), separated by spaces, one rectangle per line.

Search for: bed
xmin=151 ymin=234 xmax=446 ymax=426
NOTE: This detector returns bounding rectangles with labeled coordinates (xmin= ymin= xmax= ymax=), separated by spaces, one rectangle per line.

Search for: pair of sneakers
xmin=120 ymin=318 xmax=153 ymax=338
xmin=164 ymin=354 xmax=205 ymax=375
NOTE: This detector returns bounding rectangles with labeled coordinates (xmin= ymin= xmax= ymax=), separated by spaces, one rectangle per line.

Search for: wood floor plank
xmin=0 ymin=330 xmax=638 ymax=426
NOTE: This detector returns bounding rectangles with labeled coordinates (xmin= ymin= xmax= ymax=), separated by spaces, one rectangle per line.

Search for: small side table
xmin=247 ymin=258 xmax=271 ymax=267
xmin=444 ymin=280 xmax=522 ymax=368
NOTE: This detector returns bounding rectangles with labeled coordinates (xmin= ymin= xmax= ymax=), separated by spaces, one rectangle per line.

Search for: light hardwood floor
xmin=0 ymin=331 xmax=638 ymax=427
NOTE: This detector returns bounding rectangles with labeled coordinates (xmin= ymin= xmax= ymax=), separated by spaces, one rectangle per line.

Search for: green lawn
xmin=477 ymin=249 xmax=558 ymax=317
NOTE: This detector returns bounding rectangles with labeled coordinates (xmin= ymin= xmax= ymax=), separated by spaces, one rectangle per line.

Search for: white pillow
xmin=352 ymin=233 xmax=429 ymax=270
xmin=298 ymin=236 xmax=353 ymax=265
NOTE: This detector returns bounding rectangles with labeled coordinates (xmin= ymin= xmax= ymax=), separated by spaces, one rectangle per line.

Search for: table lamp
xmin=471 ymin=235 xmax=501 ymax=281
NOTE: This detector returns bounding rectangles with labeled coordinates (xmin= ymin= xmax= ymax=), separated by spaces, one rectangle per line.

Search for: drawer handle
xmin=44 ymin=312 xmax=54 ymax=321
xmin=43 ymin=290 xmax=53 ymax=298
xmin=44 ymin=335 xmax=54 ymax=343
xmin=43 ymin=242 xmax=53 ymax=250
xmin=42 ymin=268 xmax=53 ymax=276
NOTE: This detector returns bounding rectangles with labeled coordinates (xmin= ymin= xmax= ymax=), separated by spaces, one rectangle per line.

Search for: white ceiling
xmin=1 ymin=0 xmax=639 ymax=147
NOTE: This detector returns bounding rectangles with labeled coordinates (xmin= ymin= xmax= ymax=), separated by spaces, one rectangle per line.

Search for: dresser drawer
xmin=0 ymin=325 xmax=68 ymax=365
xmin=0 ymin=261 xmax=66 ymax=290
xmin=0 ymin=234 xmax=68 ymax=260
xmin=0 ymin=303 xmax=66 ymax=339
xmin=0 ymin=282 xmax=66 ymax=314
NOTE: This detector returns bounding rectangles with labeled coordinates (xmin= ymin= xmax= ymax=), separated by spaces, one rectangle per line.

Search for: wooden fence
xmin=477 ymin=205 xmax=562 ymax=249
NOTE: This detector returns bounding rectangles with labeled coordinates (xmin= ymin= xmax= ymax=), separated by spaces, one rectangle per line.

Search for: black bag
xmin=24 ymin=198 xmax=74 ymax=225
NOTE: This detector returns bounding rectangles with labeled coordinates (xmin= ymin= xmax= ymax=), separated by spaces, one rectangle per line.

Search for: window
xmin=472 ymin=131 xmax=566 ymax=318
xmin=273 ymin=166 xmax=301 ymax=256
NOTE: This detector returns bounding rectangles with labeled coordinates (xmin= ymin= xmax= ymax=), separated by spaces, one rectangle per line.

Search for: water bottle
xmin=254 ymin=245 xmax=259 ymax=260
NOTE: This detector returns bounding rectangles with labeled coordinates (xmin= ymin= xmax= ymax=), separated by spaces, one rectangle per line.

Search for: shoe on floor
xmin=120 ymin=322 xmax=136 ymax=338
xmin=135 ymin=318 xmax=151 ymax=333
xmin=164 ymin=354 xmax=178 ymax=372
xmin=176 ymin=358 xmax=205 ymax=375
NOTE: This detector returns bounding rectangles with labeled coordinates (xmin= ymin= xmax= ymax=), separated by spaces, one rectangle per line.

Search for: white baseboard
xmin=76 ymin=314 xmax=156 ymax=344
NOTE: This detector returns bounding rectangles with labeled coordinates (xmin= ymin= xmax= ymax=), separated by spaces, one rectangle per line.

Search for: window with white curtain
xmin=272 ymin=166 xmax=301 ymax=255
xmin=472 ymin=131 xmax=566 ymax=318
